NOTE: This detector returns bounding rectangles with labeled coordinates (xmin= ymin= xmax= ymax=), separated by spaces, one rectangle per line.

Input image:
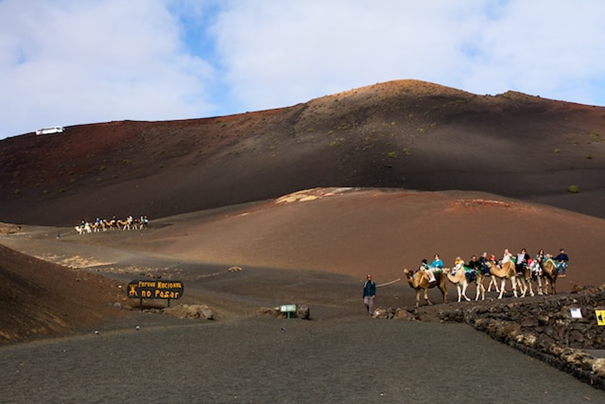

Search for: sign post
xmin=280 ymin=304 xmax=296 ymax=319
xmin=127 ymin=280 xmax=184 ymax=310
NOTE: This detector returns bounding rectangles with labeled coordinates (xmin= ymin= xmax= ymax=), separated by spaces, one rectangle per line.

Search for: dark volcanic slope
xmin=0 ymin=243 xmax=126 ymax=343
xmin=1 ymin=80 xmax=604 ymax=225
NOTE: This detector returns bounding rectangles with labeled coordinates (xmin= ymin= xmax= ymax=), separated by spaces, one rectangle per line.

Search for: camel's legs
xmin=424 ymin=288 xmax=433 ymax=306
xmin=475 ymin=281 xmax=485 ymax=301
xmin=461 ymin=283 xmax=470 ymax=302
xmin=526 ymin=278 xmax=534 ymax=297
xmin=497 ymin=278 xmax=506 ymax=299
xmin=488 ymin=276 xmax=500 ymax=293
xmin=536 ymin=276 xmax=544 ymax=295
xmin=511 ymin=277 xmax=518 ymax=298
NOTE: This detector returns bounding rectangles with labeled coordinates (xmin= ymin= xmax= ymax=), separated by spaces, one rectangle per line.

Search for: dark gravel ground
xmin=1 ymin=312 xmax=603 ymax=403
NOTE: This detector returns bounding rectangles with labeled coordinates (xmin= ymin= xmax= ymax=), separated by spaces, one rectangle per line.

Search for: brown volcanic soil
xmin=1 ymin=80 xmax=604 ymax=226
xmin=2 ymin=187 xmax=603 ymax=338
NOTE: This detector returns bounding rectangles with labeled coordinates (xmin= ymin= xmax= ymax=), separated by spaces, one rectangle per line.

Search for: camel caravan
xmin=74 ymin=215 xmax=149 ymax=234
xmin=403 ymin=249 xmax=568 ymax=307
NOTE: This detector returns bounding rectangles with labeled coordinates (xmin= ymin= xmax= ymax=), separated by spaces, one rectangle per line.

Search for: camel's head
xmin=403 ymin=268 xmax=412 ymax=277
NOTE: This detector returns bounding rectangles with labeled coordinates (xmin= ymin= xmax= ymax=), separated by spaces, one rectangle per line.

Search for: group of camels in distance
xmin=402 ymin=253 xmax=561 ymax=307
xmin=74 ymin=215 xmax=149 ymax=234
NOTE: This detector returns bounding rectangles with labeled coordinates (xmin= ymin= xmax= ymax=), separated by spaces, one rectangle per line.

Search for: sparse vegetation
xmin=567 ymin=185 xmax=580 ymax=193
xmin=590 ymin=131 xmax=603 ymax=143
xmin=387 ymin=151 xmax=398 ymax=158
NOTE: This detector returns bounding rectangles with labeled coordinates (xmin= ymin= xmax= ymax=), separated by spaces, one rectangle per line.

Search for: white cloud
xmin=211 ymin=0 xmax=605 ymax=110
xmin=0 ymin=0 xmax=216 ymax=138
xmin=460 ymin=0 xmax=605 ymax=101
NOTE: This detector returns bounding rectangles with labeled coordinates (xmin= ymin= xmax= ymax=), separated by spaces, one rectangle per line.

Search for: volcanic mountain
xmin=1 ymin=80 xmax=605 ymax=345
xmin=1 ymin=79 xmax=604 ymax=226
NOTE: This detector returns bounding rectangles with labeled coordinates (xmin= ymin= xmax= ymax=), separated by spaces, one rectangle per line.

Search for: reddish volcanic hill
xmin=0 ymin=80 xmax=604 ymax=226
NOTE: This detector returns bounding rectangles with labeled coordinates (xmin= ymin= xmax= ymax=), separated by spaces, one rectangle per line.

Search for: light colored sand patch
xmin=35 ymin=254 xmax=114 ymax=269
xmin=446 ymin=198 xmax=514 ymax=211
xmin=275 ymin=187 xmax=357 ymax=204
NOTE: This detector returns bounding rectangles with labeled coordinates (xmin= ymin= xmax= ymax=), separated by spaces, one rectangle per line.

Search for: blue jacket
xmin=430 ymin=259 xmax=444 ymax=269
xmin=363 ymin=280 xmax=376 ymax=297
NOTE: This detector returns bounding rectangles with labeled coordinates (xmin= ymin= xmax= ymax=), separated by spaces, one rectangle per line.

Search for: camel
xmin=485 ymin=261 xmax=519 ymax=299
xmin=444 ymin=264 xmax=485 ymax=302
xmin=540 ymin=258 xmax=558 ymax=295
xmin=75 ymin=222 xmax=91 ymax=235
xmin=403 ymin=268 xmax=448 ymax=307
xmin=117 ymin=216 xmax=133 ymax=230
xmin=103 ymin=219 xmax=117 ymax=230
xmin=134 ymin=215 xmax=149 ymax=230
xmin=515 ymin=263 xmax=535 ymax=298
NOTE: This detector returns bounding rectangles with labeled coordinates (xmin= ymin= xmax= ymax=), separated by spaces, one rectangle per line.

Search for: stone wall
xmin=374 ymin=287 xmax=605 ymax=390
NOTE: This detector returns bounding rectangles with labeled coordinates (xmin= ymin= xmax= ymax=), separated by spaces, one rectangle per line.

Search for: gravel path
xmin=2 ymin=313 xmax=602 ymax=403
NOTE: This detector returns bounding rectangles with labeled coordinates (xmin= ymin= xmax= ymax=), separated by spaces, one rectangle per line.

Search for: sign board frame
xmin=127 ymin=279 xmax=184 ymax=310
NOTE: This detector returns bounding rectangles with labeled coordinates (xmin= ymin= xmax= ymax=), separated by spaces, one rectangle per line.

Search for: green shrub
xmin=567 ymin=185 xmax=580 ymax=193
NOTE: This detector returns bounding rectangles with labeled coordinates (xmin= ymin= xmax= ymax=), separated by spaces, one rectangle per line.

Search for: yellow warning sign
xmin=596 ymin=310 xmax=605 ymax=326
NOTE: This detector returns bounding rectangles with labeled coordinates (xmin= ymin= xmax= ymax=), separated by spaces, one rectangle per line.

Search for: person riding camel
xmin=418 ymin=259 xmax=437 ymax=283
xmin=501 ymin=249 xmax=513 ymax=266
xmin=515 ymin=248 xmax=530 ymax=275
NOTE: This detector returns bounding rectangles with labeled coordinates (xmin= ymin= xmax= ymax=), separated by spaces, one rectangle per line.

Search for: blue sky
xmin=1 ymin=0 xmax=604 ymax=139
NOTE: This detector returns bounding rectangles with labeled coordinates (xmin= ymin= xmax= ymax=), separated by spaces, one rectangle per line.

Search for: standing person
xmin=362 ymin=274 xmax=376 ymax=315
xmin=555 ymin=248 xmax=569 ymax=277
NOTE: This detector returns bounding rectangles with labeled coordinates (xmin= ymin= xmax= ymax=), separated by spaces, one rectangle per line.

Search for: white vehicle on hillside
xmin=36 ymin=126 xmax=65 ymax=135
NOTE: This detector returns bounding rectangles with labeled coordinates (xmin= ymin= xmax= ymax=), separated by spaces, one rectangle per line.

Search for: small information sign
xmin=280 ymin=304 xmax=296 ymax=313
xmin=596 ymin=310 xmax=605 ymax=326
xmin=280 ymin=304 xmax=296 ymax=319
